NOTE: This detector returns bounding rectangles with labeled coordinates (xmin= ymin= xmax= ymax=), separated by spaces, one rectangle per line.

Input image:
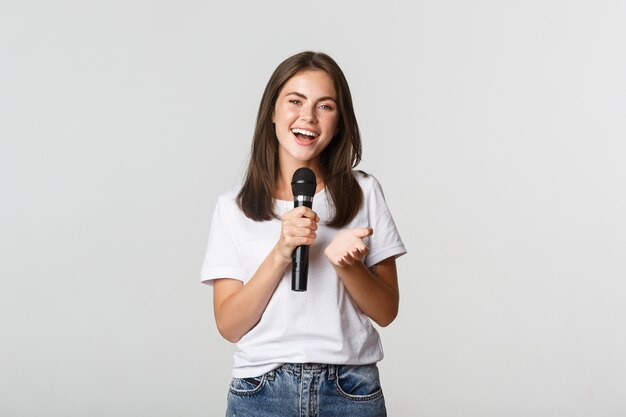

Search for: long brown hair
xmin=237 ymin=51 xmax=363 ymax=228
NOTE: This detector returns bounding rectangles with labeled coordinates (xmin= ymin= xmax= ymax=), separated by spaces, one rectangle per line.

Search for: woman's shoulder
xmin=353 ymin=169 xmax=382 ymax=191
xmin=353 ymin=169 xmax=370 ymax=183
xmin=214 ymin=186 xmax=241 ymax=211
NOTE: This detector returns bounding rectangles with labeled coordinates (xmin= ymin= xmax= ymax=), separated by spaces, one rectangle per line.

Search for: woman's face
xmin=272 ymin=70 xmax=339 ymax=171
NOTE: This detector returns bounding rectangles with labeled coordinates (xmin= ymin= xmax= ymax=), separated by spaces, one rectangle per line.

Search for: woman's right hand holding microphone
xmin=276 ymin=206 xmax=320 ymax=264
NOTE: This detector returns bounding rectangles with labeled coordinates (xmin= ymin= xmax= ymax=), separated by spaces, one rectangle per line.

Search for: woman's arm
xmin=324 ymin=227 xmax=400 ymax=327
xmin=213 ymin=206 xmax=319 ymax=343
xmin=213 ymin=245 xmax=288 ymax=343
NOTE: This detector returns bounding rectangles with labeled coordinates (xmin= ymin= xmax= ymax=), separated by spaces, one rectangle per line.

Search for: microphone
xmin=290 ymin=167 xmax=317 ymax=292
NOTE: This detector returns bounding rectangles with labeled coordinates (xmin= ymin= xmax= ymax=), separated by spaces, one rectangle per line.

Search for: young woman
xmin=201 ymin=51 xmax=406 ymax=417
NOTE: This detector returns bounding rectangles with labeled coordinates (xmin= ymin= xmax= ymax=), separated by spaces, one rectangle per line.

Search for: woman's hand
xmin=277 ymin=206 xmax=320 ymax=262
xmin=324 ymin=227 xmax=373 ymax=267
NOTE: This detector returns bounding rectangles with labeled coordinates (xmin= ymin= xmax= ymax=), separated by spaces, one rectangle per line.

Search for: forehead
xmin=279 ymin=70 xmax=336 ymax=98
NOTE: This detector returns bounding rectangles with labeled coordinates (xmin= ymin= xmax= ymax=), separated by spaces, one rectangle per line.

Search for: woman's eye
xmin=319 ymin=104 xmax=334 ymax=111
xmin=289 ymin=99 xmax=301 ymax=105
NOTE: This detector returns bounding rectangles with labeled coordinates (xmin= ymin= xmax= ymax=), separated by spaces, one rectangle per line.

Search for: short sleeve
xmin=200 ymin=195 xmax=244 ymax=285
xmin=363 ymin=175 xmax=407 ymax=267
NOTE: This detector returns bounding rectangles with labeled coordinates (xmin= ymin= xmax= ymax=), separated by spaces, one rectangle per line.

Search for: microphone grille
xmin=291 ymin=168 xmax=317 ymax=197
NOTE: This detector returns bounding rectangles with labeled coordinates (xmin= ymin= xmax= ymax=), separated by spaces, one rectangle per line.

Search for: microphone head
xmin=291 ymin=167 xmax=317 ymax=197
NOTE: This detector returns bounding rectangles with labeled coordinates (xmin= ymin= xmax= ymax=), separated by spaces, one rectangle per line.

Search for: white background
xmin=1 ymin=1 xmax=625 ymax=416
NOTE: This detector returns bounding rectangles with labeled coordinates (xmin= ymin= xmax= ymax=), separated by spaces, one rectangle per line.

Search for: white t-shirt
xmin=201 ymin=171 xmax=406 ymax=378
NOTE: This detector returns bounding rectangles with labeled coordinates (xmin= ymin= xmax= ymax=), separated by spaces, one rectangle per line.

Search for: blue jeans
xmin=226 ymin=363 xmax=387 ymax=417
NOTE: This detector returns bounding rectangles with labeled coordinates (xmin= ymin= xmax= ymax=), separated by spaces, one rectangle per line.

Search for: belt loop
xmin=266 ymin=369 xmax=276 ymax=381
xmin=328 ymin=364 xmax=337 ymax=381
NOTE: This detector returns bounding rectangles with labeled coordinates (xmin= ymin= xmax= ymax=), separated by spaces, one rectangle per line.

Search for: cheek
xmin=274 ymin=106 xmax=298 ymax=126
xmin=326 ymin=115 xmax=340 ymax=136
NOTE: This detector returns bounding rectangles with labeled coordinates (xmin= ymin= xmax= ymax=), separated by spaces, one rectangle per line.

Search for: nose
xmin=300 ymin=105 xmax=317 ymax=124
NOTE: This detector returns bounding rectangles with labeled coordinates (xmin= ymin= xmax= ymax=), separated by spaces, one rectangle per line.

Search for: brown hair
xmin=236 ymin=51 xmax=363 ymax=228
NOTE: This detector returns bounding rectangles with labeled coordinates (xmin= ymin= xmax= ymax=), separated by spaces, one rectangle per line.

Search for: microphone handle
xmin=292 ymin=197 xmax=313 ymax=291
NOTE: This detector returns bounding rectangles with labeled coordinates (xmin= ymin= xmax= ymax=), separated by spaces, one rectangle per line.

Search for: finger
xmin=284 ymin=225 xmax=317 ymax=239
xmin=296 ymin=217 xmax=318 ymax=230
xmin=350 ymin=249 xmax=363 ymax=261
xmin=283 ymin=234 xmax=316 ymax=247
xmin=295 ymin=236 xmax=316 ymax=246
xmin=354 ymin=227 xmax=373 ymax=238
xmin=343 ymin=255 xmax=356 ymax=266
xmin=351 ymin=246 xmax=368 ymax=259
xmin=285 ymin=217 xmax=318 ymax=231
xmin=289 ymin=207 xmax=318 ymax=219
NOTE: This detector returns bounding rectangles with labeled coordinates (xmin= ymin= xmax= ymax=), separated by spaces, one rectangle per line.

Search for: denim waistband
xmin=280 ymin=363 xmax=330 ymax=371
xmin=273 ymin=363 xmax=338 ymax=380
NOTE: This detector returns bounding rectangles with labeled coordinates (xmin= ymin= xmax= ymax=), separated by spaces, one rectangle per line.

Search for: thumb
xmin=355 ymin=227 xmax=373 ymax=238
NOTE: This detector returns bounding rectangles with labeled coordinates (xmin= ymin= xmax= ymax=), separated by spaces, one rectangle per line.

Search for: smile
xmin=291 ymin=128 xmax=319 ymax=138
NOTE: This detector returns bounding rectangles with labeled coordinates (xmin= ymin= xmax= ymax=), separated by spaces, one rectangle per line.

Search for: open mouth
xmin=291 ymin=128 xmax=319 ymax=141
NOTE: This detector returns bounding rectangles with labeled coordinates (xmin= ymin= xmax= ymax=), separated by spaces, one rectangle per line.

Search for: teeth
xmin=291 ymin=128 xmax=318 ymax=138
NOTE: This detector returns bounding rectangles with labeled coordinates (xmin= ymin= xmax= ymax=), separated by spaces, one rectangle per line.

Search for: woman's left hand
xmin=324 ymin=227 xmax=373 ymax=268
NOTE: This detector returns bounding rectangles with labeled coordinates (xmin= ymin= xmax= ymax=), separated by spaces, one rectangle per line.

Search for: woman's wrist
xmin=272 ymin=243 xmax=292 ymax=269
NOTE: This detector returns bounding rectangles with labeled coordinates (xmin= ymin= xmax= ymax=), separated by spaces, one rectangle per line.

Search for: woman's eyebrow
xmin=317 ymin=96 xmax=337 ymax=103
xmin=285 ymin=91 xmax=307 ymax=99
xmin=285 ymin=91 xmax=337 ymax=103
